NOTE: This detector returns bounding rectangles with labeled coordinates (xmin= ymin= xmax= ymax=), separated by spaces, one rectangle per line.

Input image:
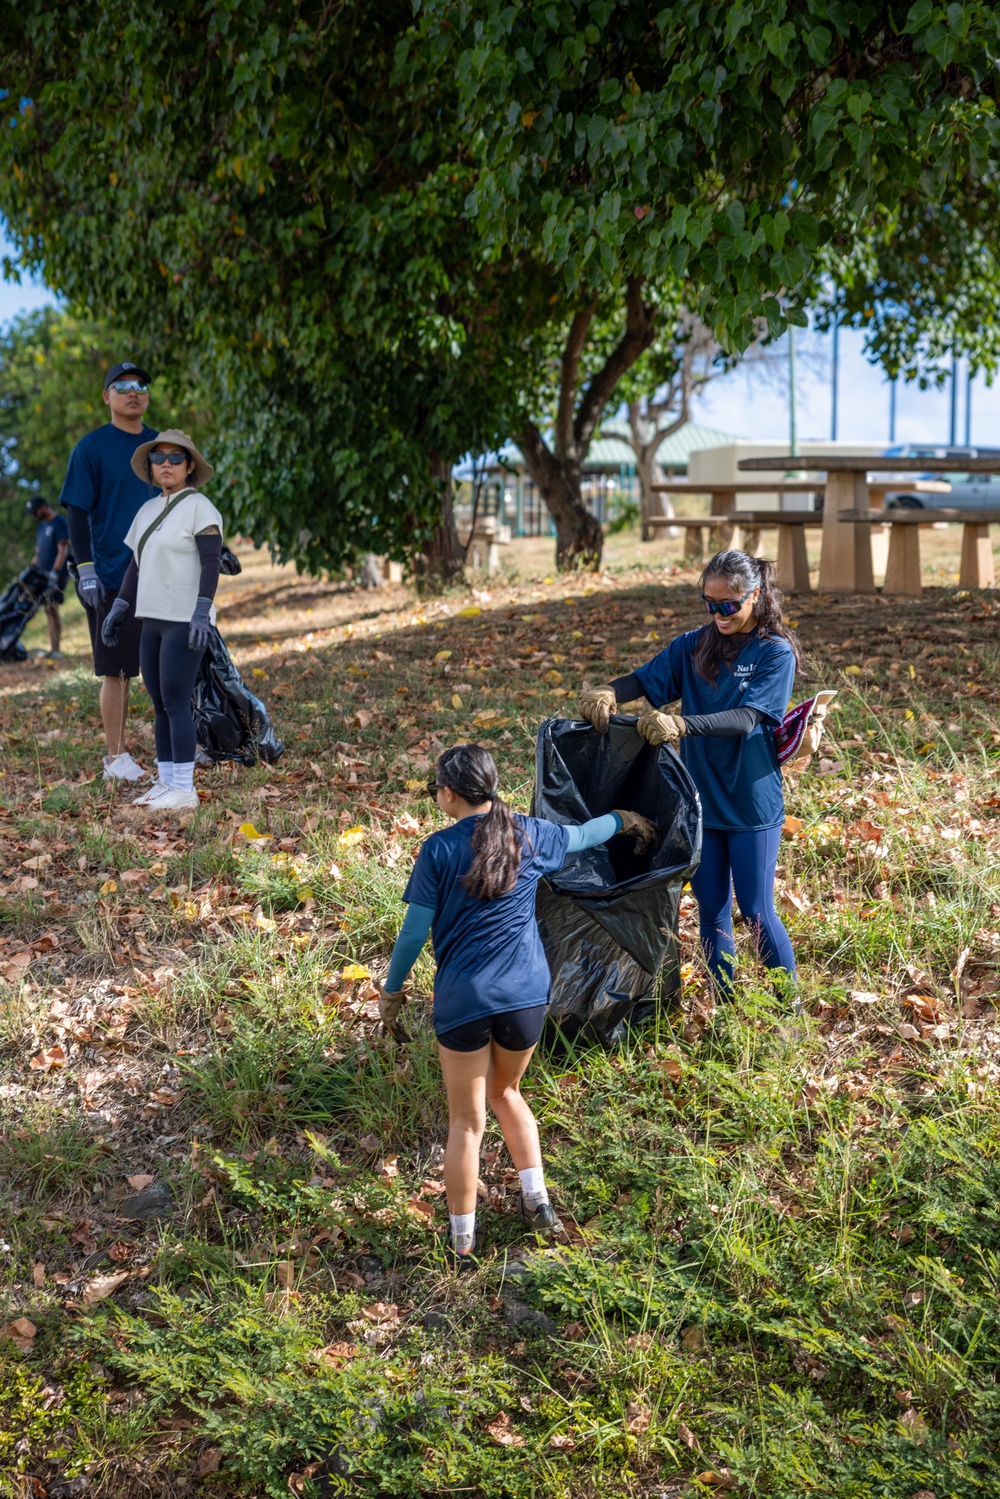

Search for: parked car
xmin=881 ymin=444 xmax=1000 ymax=509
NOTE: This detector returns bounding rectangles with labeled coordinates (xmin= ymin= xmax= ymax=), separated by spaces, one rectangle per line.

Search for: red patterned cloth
xmin=774 ymin=696 xmax=818 ymax=766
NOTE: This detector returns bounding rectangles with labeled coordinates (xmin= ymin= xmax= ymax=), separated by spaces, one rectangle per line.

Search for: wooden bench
xmin=840 ymin=509 xmax=998 ymax=597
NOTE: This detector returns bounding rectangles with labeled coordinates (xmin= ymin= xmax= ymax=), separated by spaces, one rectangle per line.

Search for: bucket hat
xmin=131 ymin=429 xmax=214 ymax=488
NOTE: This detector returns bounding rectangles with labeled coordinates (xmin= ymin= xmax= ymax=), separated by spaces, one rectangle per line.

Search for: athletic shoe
xmin=446 ymin=1234 xmax=481 ymax=1274
xmin=132 ymin=781 xmax=174 ymax=806
xmin=44 ymin=650 xmax=64 ymax=661
xmin=103 ymin=752 xmax=147 ymax=782
xmin=150 ymin=788 xmax=200 ymax=811
xmin=518 ymin=1195 xmax=566 ymax=1240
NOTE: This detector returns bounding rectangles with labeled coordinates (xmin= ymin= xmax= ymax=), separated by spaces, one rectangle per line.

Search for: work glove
xmin=76 ymin=562 xmax=106 ymax=610
xmin=579 ymin=686 xmax=617 ymax=734
xmin=613 ymin=809 xmax=657 ymax=854
xmin=44 ymin=569 xmax=62 ymax=599
xmin=378 ymin=986 xmax=411 ymax=1044
xmin=188 ymin=595 xmax=214 ymax=653
xmin=637 ymin=711 xmax=687 ymax=748
xmin=100 ymin=595 xmax=130 ymax=648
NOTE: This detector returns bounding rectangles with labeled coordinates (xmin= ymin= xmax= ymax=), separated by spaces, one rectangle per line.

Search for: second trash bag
xmin=192 ymin=628 xmax=285 ymax=767
xmin=534 ymin=714 xmax=702 ymax=1049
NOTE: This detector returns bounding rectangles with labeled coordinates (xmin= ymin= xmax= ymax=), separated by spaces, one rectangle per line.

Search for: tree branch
xmin=574 ymin=276 xmax=656 ymax=452
xmin=555 ymin=305 xmax=596 ymax=461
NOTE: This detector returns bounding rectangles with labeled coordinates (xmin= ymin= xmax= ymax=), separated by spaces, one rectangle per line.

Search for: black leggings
xmin=437 ymin=1005 xmax=548 ymax=1053
xmin=139 ymin=618 xmax=205 ymax=764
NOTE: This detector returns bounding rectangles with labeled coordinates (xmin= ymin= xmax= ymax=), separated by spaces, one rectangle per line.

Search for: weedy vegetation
xmin=0 ymin=539 xmax=999 ymax=1497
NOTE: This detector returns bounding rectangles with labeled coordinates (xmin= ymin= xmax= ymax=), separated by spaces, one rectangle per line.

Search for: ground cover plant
xmin=0 ymin=537 xmax=999 ymax=1498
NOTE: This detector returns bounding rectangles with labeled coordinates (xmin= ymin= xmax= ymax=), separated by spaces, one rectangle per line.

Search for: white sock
xmin=173 ymin=761 xmax=195 ymax=793
xmin=519 ymin=1166 xmax=549 ymax=1208
xmin=449 ymin=1211 xmax=476 ymax=1254
xmin=157 ymin=761 xmax=175 ymax=788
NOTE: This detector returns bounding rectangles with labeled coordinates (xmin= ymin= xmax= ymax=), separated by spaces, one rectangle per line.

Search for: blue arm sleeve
xmin=564 ymin=812 xmax=623 ymax=854
xmin=384 ymin=902 xmax=435 ymax=992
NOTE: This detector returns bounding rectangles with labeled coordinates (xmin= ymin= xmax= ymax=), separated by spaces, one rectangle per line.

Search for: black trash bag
xmin=0 ymin=565 xmax=50 ymax=662
xmin=192 ymin=626 xmax=285 ymax=766
xmin=533 ymin=714 xmax=702 ymax=1049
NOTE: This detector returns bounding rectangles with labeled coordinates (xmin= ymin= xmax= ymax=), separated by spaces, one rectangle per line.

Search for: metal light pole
xmin=830 ymin=323 xmax=839 ymax=441
xmin=788 ymin=325 xmax=798 ymax=457
xmin=949 ymin=354 xmax=958 ymax=445
xmin=965 ymin=368 xmax=973 ymax=446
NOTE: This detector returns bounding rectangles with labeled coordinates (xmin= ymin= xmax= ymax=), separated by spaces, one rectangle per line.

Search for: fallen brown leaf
xmin=194 ymin=1446 xmax=223 ymax=1478
xmin=81 ymin=1271 xmax=129 ymax=1307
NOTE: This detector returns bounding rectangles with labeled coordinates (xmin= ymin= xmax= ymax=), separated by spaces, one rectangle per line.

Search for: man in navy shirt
xmin=61 ymin=361 xmax=157 ymax=782
xmin=26 ymin=496 xmax=70 ymax=659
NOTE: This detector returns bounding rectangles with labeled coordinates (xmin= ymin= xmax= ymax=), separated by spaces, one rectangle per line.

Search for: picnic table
xmin=736 ymin=454 xmax=997 ymax=593
xmin=840 ymin=509 xmax=997 ymax=597
xmin=649 ymin=478 xmax=950 ymax=589
xmin=649 ymin=481 xmax=818 ymax=558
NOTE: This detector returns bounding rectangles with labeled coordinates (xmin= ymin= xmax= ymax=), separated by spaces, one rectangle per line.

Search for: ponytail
xmin=691 ymin=550 xmax=802 ymax=684
xmin=434 ymin=744 xmax=524 ymax=901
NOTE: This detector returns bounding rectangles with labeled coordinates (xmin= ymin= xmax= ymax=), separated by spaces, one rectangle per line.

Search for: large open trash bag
xmin=0 ymin=565 xmax=50 ymax=662
xmin=534 ymin=715 xmax=702 ymax=1048
xmin=192 ymin=627 xmax=285 ymax=766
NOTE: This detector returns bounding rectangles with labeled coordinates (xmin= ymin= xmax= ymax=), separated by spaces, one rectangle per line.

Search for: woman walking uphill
xmin=579 ymin=550 xmax=801 ymax=997
xmin=101 ymin=430 xmax=223 ymax=811
xmin=379 ymin=744 xmax=653 ymax=1267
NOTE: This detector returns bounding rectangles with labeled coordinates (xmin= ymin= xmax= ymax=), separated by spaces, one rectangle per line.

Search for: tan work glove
xmin=378 ymin=987 xmax=411 ymax=1044
xmin=637 ymin=711 xmax=687 ymax=748
xmin=579 ymin=686 xmax=617 ymax=734
xmin=614 ymin=809 xmax=657 ymax=855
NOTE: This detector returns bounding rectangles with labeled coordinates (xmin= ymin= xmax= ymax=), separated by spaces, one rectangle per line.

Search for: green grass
xmin=1 ymin=558 xmax=999 ymax=1496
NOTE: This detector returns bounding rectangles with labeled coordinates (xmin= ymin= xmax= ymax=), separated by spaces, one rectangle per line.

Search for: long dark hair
xmin=691 ymin=550 xmax=802 ymax=684
xmin=435 ymin=744 xmax=523 ymax=901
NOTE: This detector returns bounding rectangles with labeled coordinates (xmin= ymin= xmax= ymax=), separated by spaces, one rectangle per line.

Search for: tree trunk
xmin=414 ymin=457 xmax=465 ymax=592
xmin=517 ymin=424 xmax=604 ymax=570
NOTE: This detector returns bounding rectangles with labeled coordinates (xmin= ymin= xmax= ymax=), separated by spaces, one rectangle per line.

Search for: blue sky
xmin=2 ymin=220 xmax=997 ymax=450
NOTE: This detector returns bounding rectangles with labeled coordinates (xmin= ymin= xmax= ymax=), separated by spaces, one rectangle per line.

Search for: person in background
xmin=579 ymin=550 xmax=801 ymax=998
xmin=60 ymin=361 xmax=157 ymax=782
xmin=26 ymin=496 xmax=69 ymax=659
xmin=378 ymin=743 xmax=654 ymax=1268
xmin=102 ymin=430 xmax=222 ymax=812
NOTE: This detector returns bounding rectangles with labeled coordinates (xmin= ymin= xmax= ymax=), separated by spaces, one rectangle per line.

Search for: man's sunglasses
xmin=701 ymin=585 xmax=755 ymax=618
xmin=109 ymin=380 xmax=149 ymax=394
xmin=149 ymin=451 xmax=190 ymax=467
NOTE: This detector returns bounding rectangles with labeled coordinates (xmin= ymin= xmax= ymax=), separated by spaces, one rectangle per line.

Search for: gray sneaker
xmin=518 ymin=1195 xmax=566 ymax=1239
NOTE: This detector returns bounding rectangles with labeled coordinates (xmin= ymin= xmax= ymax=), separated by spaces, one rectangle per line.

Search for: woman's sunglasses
xmin=701 ymin=585 xmax=755 ymax=618
xmin=149 ymin=451 xmax=191 ymax=467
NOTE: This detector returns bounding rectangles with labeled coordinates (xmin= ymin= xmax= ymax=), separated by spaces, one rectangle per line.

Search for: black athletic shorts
xmin=80 ymin=586 xmax=142 ymax=679
xmin=437 ymin=1004 xmax=548 ymax=1053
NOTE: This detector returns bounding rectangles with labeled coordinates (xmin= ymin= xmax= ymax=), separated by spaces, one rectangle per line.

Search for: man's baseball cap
xmin=25 ymin=496 xmax=49 ymax=516
xmin=104 ymin=360 xmax=152 ymax=390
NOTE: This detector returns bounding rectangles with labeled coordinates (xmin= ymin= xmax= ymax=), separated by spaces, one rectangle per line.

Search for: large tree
xmin=424 ymin=0 xmax=1000 ymax=563
xmin=0 ymin=1 xmax=542 ymax=585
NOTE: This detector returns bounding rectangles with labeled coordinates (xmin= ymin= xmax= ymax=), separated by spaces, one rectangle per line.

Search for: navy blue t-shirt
xmin=635 ymin=628 xmax=797 ymax=831
xmin=403 ymin=814 xmax=570 ymax=1033
xmin=36 ymin=514 xmax=70 ymax=583
xmin=60 ymin=423 xmax=157 ymax=589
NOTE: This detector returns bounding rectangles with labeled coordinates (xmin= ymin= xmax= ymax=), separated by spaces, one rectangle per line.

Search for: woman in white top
xmin=101 ymin=429 xmax=223 ymax=810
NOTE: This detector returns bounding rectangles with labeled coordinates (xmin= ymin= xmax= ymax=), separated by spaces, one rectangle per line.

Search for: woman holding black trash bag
xmin=378 ymin=743 xmax=654 ymax=1267
xmin=579 ymin=550 xmax=801 ymax=997
xmin=101 ymin=429 xmax=223 ymax=811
